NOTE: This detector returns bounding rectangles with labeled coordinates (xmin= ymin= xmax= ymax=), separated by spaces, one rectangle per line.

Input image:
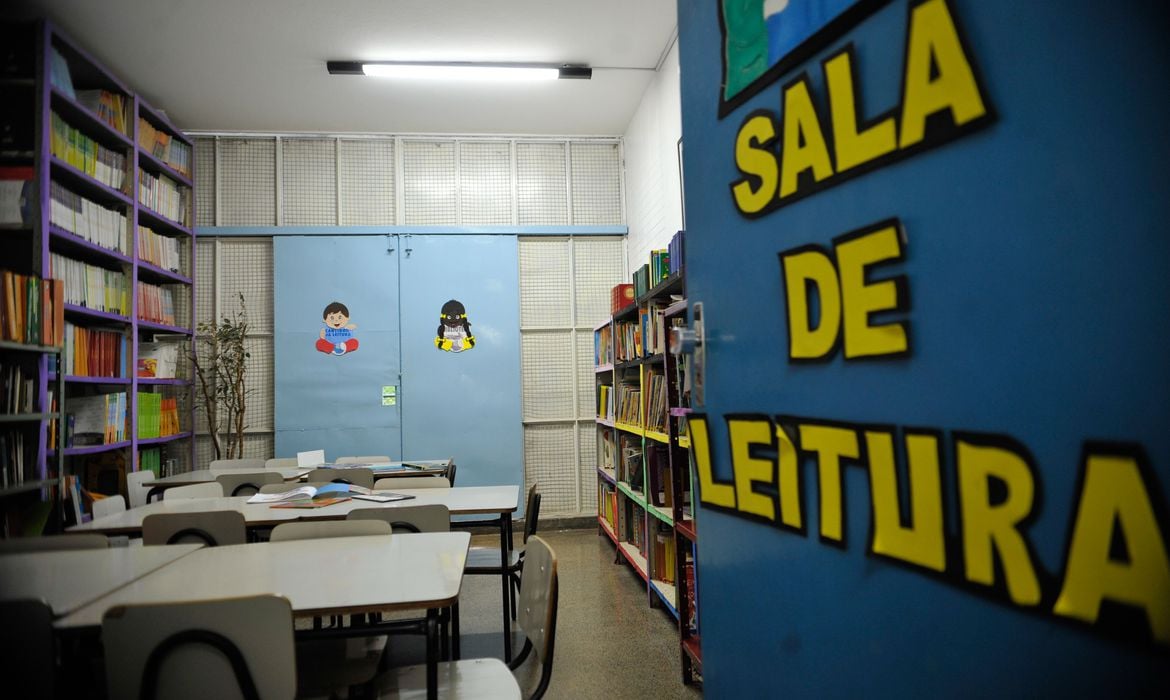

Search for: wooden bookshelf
xmin=595 ymin=233 xmax=697 ymax=684
xmin=0 ymin=19 xmax=197 ymax=533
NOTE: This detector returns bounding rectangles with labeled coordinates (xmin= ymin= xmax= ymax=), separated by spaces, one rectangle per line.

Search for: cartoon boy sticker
xmin=316 ymin=301 xmax=359 ymax=355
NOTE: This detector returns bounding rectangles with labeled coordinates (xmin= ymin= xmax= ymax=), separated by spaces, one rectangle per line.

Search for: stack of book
xmin=68 ymin=392 xmax=127 ymax=445
xmin=137 ymin=117 xmax=191 ymax=177
xmin=135 ymin=282 xmax=176 ymax=326
xmin=49 ymin=253 xmax=130 ymax=316
xmin=137 ymin=169 xmax=190 ymax=225
xmin=667 ymin=230 xmax=685 ymax=276
xmin=136 ymin=224 xmax=181 ymax=272
xmin=62 ymin=322 xmax=124 ymax=377
xmin=50 ymin=112 xmax=128 ymax=191
xmin=49 ymin=180 xmax=130 ymax=253
xmin=75 ymin=89 xmax=129 ymax=135
xmin=1 ymin=269 xmax=65 ymax=346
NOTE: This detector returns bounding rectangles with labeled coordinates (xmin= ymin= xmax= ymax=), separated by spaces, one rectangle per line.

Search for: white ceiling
xmin=11 ymin=0 xmax=678 ymax=136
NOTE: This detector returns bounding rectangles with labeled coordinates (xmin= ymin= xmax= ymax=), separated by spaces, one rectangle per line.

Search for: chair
xmin=465 ymin=483 xmax=541 ymax=620
xmin=377 ymin=536 xmax=559 ymax=699
xmin=308 ymin=467 xmax=374 ymax=490
xmin=0 ymin=533 xmax=109 ymax=554
xmin=348 ymin=504 xmax=450 ymax=534
xmin=336 ymin=455 xmax=391 ymax=464
xmin=348 ymin=505 xmax=458 ymax=657
xmin=126 ymin=470 xmax=153 ymax=509
xmin=208 ymin=458 xmax=267 ymax=470
xmin=0 ymin=600 xmax=55 ymax=698
xmin=264 ymin=457 xmax=299 ymax=469
xmin=142 ymin=511 xmax=246 ymax=546
xmin=102 ymin=595 xmax=296 ymax=700
xmin=215 ymin=471 xmax=283 ymax=497
xmin=374 ymin=476 xmax=450 ymax=490
xmin=267 ymin=520 xmax=392 ymax=697
xmin=92 ymin=494 xmax=126 ymax=520
xmin=446 ymin=461 xmax=457 ymax=486
xmin=270 ymin=519 xmax=391 ymax=542
xmin=163 ymin=482 xmax=224 ymax=500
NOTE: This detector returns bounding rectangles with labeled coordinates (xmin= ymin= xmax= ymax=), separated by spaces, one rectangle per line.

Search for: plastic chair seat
xmin=379 ymin=657 xmax=520 ymax=699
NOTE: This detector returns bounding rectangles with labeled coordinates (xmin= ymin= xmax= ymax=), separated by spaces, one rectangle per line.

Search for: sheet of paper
xmin=296 ymin=449 xmax=325 ymax=467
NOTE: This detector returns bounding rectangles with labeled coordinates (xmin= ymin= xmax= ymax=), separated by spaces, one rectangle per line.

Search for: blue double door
xmin=273 ymin=234 xmax=522 ymax=487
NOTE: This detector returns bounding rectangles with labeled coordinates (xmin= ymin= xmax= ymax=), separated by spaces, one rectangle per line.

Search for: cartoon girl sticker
xmin=435 ymin=299 xmax=475 ymax=353
xmin=316 ymin=301 xmax=359 ymax=355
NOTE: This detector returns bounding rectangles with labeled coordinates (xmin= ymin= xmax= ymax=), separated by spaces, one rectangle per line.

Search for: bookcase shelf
xmin=594 ymin=232 xmax=696 ymax=682
xmin=1 ymin=19 xmax=197 ymax=535
xmin=49 ymin=225 xmax=132 ymax=265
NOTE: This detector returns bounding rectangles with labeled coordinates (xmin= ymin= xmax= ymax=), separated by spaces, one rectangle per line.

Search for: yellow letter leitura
xmin=824 ymin=49 xmax=897 ymax=173
xmin=690 ymin=414 xmax=736 ymax=510
xmin=799 ymin=423 xmax=860 ymax=543
xmin=780 ymin=246 xmax=842 ymax=361
xmin=899 ymin=0 xmax=989 ymax=148
xmin=865 ymin=430 xmax=946 ymax=572
xmin=1054 ymin=451 xmax=1170 ymax=645
xmin=728 ymin=417 xmax=777 ymax=522
xmin=776 ymin=422 xmax=804 ymax=530
xmin=957 ymin=436 xmax=1042 ymax=606
xmin=732 ymin=112 xmax=779 ymax=215
xmin=779 ymin=77 xmax=835 ymax=199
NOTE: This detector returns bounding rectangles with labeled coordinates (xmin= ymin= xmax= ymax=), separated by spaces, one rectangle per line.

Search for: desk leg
xmin=426 ymin=610 xmax=439 ymax=700
xmin=500 ymin=513 xmax=512 ymax=662
xmin=451 ymin=602 xmax=461 ymax=660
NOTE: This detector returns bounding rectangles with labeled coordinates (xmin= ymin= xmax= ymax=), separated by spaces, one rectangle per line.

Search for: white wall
xmin=623 ymin=38 xmax=683 ymax=274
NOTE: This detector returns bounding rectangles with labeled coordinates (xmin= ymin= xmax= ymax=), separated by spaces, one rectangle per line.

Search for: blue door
xmin=273 ymin=236 xmax=402 ymax=459
xmin=398 ymin=234 xmax=522 ymax=488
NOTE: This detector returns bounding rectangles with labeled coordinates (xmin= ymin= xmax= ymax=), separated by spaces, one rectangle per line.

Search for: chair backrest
xmin=446 ymin=462 xmax=457 ymax=485
xmin=215 ymin=471 xmax=283 ymax=497
xmin=92 ymin=494 xmax=127 ymax=521
xmin=348 ymin=504 xmax=450 ymax=533
xmin=126 ymin=470 xmax=153 ymax=509
xmin=0 ymin=533 xmax=109 ymax=554
xmin=164 ymin=482 xmax=224 ymax=500
xmin=142 ymin=511 xmax=246 ymax=546
xmin=263 ymin=457 xmax=299 ymax=469
xmin=307 ymin=467 xmax=373 ymax=490
xmin=523 ymin=483 xmax=542 ymax=544
xmin=208 ymin=458 xmax=267 ymax=470
xmin=102 ymin=594 xmax=296 ymax=700
xmin=373 ymin=476 xmax=450 ymax=490
xmin=335 ymin=455 xmax=391 ymax=464
xmin=269 ymin=519 xmax=392 ymax=542
xmin=517 ymin=535 xmax=559 ymax=698
xmin=0 ymin=600 xmax=55 ymax=698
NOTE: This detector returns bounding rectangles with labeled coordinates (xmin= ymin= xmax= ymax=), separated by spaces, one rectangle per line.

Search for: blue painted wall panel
xmin=273 ymin=236 xmax=402 ymax=460
xmin=679 ymin=0 xmax=1169 ymax=695
xmin=399 ymin=235 xmax=523 ymax=490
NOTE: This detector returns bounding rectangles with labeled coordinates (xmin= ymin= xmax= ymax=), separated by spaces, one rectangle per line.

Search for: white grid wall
xmin=193 ymin=237 xmax=275 ymax=469
xmin=193 ymin=135 xmax=626 ymax=514
xmin=193 ymin=135 xmax=622 ymax=228
xmin=518 ymin=236 xmax=626 ymax=516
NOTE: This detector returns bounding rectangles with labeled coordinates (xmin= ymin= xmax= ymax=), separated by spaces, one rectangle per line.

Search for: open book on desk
xmin=246 ymin=482 xmax=358 ymax=506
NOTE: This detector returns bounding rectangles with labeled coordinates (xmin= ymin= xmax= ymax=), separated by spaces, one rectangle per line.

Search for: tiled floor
xmin=384 ymin=527 xmax=704 ymax=699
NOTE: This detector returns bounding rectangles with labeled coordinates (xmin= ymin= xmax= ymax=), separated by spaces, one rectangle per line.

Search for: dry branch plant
xmin=192 ymin=293 xmax=251 ymax=459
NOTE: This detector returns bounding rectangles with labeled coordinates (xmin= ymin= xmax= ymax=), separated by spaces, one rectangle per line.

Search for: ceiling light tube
xmin=327 ymin=61 xmax=590 ymax=81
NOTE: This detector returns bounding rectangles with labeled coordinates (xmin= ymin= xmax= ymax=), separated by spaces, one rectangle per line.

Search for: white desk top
xmin=55 ymin=532 xmax=471 ymax=629
xmin=67 ymin=485 xmax=520 ymax=535
xmin=0 ymin=544 xmax=202 ymax=616
xmin=145 ymin=467 xmax=311 ymax=486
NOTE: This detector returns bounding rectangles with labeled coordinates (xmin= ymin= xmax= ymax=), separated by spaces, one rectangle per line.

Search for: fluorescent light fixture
xmin=327 ymin=61 xmax=591 ymax=81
